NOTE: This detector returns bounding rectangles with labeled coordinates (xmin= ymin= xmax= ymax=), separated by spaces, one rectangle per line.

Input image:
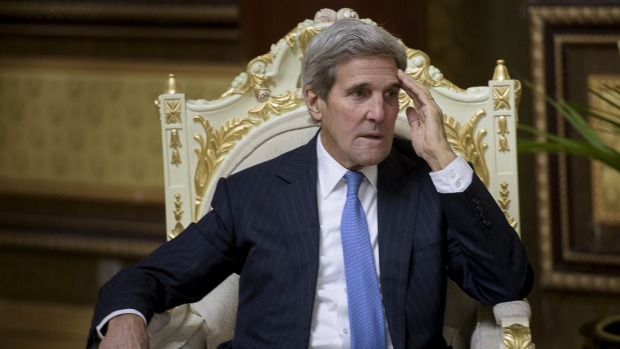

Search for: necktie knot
xmin=344 ymin=171 xmax=365 ymax=196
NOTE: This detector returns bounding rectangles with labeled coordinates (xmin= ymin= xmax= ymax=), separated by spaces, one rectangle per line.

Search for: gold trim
xmin=503 ymin=324 xmax=533 ymax=349
xmin=191 ymin=89 xmax=305 ymax=219
xmin=249 ymin=90 xmax=305 ymax=121
xmin=165 ymin=100 xmax=182 ymax=124
xmin=493 ymin=86 xmax=511 ymax=111
xmin=492 ymin=60 xmax=521 ymax=117
xmin=192 ymin=115 xmax=260 ymax=220
xmin=443 ymin=111 xmax=490 ymax=187
xmin=493 ymin=59 xmax=511 ymax=81
xmin=499 ymin=181 xmax=518 ymax=229
xmin=284 ymin=24 xmax=322 ymax=54
xmin=497 ymin=116 xmax=511 ymax=153
xmin=220 ymin=53 xmax=276 ymax=98
xmin=170 ymin=193 xmax=185 ymax=240
xmin=170 ymin=129 xmax=182 ymax=166
xmin=402 ymin=48 xmax=462 ymax=94
xmin=165 ymin=74 xmax=181 ymax=95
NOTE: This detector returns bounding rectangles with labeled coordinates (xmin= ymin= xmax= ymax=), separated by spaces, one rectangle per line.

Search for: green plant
xmin=518 ymin=82 xmax=620 ymax=172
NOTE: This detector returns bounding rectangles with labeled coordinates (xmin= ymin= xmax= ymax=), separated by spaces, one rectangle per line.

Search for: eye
xmin=353 ymin=88 xmax=368 ymax=97
xmin=384 ymin=89 xmax=399 ymax=100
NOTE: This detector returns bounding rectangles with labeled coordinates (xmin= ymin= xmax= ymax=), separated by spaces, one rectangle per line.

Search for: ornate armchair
xmin=152 ymin=8 xmax=533 ymax=349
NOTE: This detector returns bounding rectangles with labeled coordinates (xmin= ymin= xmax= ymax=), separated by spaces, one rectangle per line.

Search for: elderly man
xmin=88 ymin=19 xmax=532 ymax=349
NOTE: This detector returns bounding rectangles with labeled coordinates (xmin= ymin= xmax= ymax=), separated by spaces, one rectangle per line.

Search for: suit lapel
xmin=274 ymin=135 xmax=320 ymax=347
xmin=377 ymin=146 xmax=424 ymax=349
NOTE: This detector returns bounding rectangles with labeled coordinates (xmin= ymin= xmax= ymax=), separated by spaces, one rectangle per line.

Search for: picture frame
xmin=529 ymin=6 xmax=620 ymax=292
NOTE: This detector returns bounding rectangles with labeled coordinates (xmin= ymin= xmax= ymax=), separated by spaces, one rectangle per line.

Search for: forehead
xmin=334 ymin=55 xmax=399 ymax=86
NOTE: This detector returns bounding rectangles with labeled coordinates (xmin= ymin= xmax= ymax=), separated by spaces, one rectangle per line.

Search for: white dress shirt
xmin=309 ymin=134 xmax=472 ymax=349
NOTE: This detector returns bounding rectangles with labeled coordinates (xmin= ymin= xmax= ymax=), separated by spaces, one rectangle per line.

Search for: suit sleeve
xmin=441 ymin=173 xmax=533 ymax=304
xmin=86 ymin=178 xmax=239 ymax=347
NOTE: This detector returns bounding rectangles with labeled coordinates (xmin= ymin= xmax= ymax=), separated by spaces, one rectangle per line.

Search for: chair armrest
xmin=493 ymin=300 xmax=534 ymax=349
xmin=471 ymin=300 xmax=534 ymax=349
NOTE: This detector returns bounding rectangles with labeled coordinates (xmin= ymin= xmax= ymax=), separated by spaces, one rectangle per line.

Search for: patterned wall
xmin=0 ymin=60 xmax=239 ymax=202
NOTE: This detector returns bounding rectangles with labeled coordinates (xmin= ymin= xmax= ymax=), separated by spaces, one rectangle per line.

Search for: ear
xmin=304 ymin=86 xmax=323 ymax=121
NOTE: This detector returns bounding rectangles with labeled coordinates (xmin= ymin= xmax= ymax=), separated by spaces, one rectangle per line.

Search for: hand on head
xmin=397 ymin=69 xmax=456 ymax=171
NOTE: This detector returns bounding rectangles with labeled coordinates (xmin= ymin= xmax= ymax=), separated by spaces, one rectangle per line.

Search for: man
xmin=88 ymin=19 xmax=533 ymax=349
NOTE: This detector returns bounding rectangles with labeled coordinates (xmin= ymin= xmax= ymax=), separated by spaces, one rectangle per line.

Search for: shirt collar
xmin=316 ymin=132 xmax=378 ymax=199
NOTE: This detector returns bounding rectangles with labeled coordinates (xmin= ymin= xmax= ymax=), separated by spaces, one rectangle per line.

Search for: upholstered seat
xmin=153 ymin=8 xmax=533 ymax=349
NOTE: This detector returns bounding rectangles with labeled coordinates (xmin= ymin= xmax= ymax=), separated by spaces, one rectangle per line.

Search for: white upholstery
xmin=153 ymin=8 xmax=533 ymax=349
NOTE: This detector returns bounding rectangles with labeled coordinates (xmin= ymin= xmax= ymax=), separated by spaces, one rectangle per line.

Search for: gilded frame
xmin=529 ymin=6 xmax=620 ymax=292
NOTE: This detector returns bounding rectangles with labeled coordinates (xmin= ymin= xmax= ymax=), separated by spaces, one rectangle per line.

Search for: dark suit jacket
xmin=88 ymin=135 xmax=533 ymax=349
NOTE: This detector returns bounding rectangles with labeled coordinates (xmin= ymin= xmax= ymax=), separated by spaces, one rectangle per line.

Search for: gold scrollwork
xmin=284 ymin=24 xmax=322 ymax=54
xmin=514 ymin=80 xmax=522 ymax=118
xmin=170 ymin=129 xmax=182 ymax=166
xmin=400 ymin=48 xmax=462 ymax=96
xmin=497 ymin=115 xmax=511 ymax=152
xmin=192 ymin=89 xmax=305 ymax=218
xmin=169 ymin=193 xmax=185 ymax=240
xmin=165 ymin=100 xmax=182 ymax=124
xmin=503 ymin=323 xmax=533 ymax=349
xmin=443 ymin=110 xmax=490 ymax=186
xmin=192 ymin=115 xmax=261 ymax=220
xmin=499 ymin=181 xmax=518 ymax=229
xmin=221 ymin=53 xmax=276 ymax=98
xmin=494 ymin=86 xmax=511 ymax=111
xmin=249 ymin=90 xmax=305 ymax=121
xmin=492 ymin=60 xmax=520 ymax=120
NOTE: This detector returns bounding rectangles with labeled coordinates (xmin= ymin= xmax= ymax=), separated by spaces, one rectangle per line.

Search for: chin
xmin=358 ymin=153 xmax=390 ymax=167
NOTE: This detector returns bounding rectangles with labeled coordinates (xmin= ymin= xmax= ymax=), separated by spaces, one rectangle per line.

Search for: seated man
xmin=88 ymin=18 xmax=533 ymax=349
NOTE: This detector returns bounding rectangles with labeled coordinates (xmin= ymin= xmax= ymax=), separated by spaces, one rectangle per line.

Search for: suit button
xmin=473 ymin=197 xmax=481 ymax=205
xmin=483 ymin=219 xmax=491 ymax=227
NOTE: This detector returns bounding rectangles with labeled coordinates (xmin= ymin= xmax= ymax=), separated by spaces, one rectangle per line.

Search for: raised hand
xmin=397 ymin=69 xmax=456 ymax=171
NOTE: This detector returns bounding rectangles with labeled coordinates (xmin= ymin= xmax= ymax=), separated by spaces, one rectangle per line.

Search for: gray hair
xmin=301 ymin=19 xmax=407 ymax=101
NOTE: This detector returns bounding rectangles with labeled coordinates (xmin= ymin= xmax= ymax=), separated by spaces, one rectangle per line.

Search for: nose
xmin=366 ymin=94 xmax=387 ymax=122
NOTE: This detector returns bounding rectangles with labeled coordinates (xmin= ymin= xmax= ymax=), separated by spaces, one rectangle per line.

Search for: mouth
xmin=360 ymin=133 xmax=383 ymax=140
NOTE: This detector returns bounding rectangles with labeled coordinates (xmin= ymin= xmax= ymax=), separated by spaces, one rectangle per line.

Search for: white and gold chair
xmin=152 ymin=8 xmax=533 ymax=349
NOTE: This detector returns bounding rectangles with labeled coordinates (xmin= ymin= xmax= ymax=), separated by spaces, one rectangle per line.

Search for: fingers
xmin=397 ymin=69 xmax=437 ymax=112
xmin=398 ymin=70 xmax=442 ymax=128
xmin=405 ymin=105 xmax=422 ymax=129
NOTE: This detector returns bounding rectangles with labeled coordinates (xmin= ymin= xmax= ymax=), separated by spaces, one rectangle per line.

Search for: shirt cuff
xmin=96 ymin=309 xmax=147 ymax=340
xmin=428 ymin=156 xmax=473 ymax=193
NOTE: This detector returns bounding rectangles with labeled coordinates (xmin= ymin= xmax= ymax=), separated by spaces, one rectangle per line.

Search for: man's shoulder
xmin=227 ymin=137 xmax=316 ymax=181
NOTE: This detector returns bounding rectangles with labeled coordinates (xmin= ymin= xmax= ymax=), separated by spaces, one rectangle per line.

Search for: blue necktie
xmin=341 ymin=171 xmax=386 ymax=349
